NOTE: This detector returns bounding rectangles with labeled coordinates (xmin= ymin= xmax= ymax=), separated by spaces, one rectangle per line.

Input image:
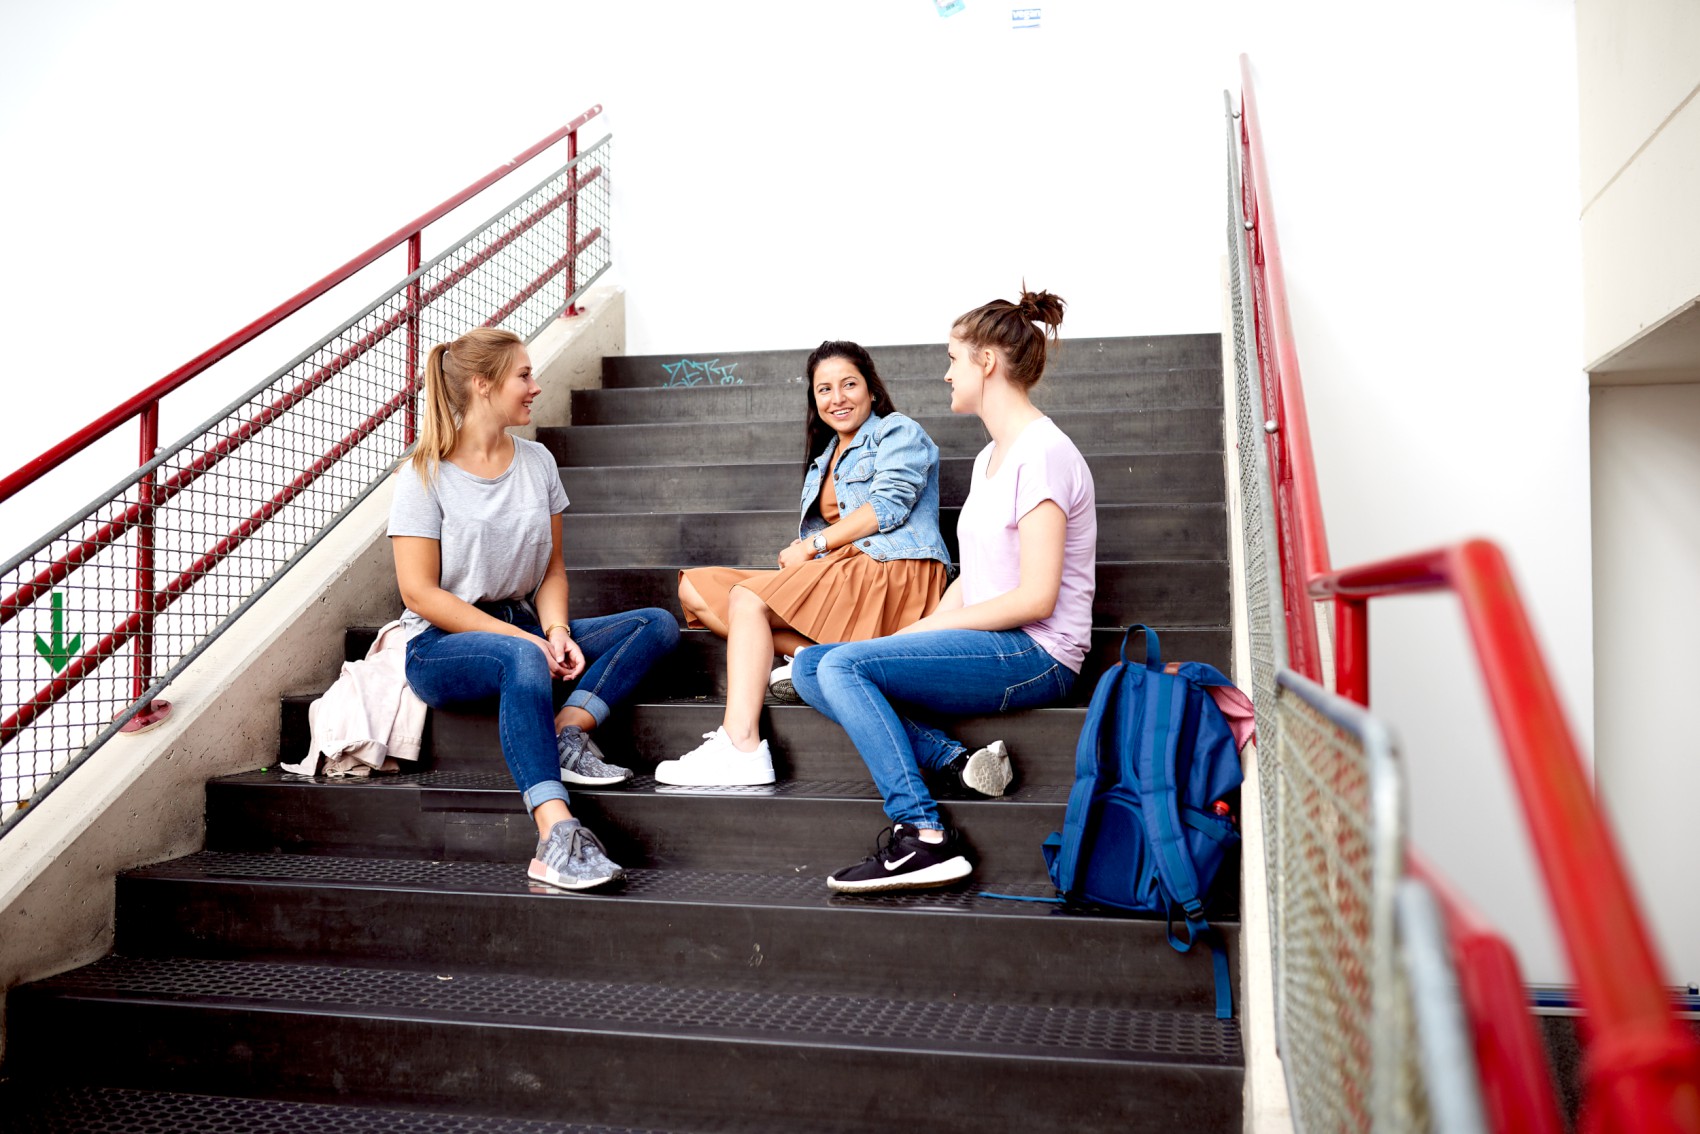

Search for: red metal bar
xmin=1313 ymin=541 xmax=1700 ymax=1131
xmin=565 ymin=126 xmax=581 ymax=316
xmin=1410 ymin=855 xmax=1567 ymax=1134
xmin=0 ymin=105 xmax=603 ymax=507
xmin=132 ymin=404 xmax=159 ymax=702
xmin=404 ymin=233 xmax=421 ymax=446
xmin=0 ymin=388 xmax=410 ymax=746
xmin=1239 ymin=58 xmax=1332 ymax=683
xmin=1335 ymin=595 xmax=1369 ymax=706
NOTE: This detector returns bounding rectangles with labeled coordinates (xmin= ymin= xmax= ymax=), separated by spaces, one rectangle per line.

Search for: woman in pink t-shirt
xmin=790 ymin=289 xmax=1098 ymax=893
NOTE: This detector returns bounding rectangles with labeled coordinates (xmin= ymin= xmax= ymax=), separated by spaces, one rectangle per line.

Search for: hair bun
xmin=1018 ymin=289 xmax=1066 ymax=328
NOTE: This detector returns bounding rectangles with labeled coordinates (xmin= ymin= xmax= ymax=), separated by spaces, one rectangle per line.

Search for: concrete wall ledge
xmin=0 ymin=285 xmax=623 ymax=1057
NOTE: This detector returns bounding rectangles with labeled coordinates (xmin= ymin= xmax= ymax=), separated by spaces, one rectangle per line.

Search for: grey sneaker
xmin=948 ymin=739 xmax=1013 ymax=797
xmin=768 ymin=658 xmax=802 ymax=704
xmin=557 ymin=726 xmax=633 ymax=786
xmin=528 ymin=819 xmax=623 ymax=891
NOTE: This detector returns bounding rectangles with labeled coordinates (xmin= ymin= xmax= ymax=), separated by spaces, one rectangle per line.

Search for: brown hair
xmin=410 ymin=327 xmax=526 ymax=481
xmin=800 ymin=340 xmax=897 ymax=472
xmin=951 ymin=287 xmax=1066 ymax=391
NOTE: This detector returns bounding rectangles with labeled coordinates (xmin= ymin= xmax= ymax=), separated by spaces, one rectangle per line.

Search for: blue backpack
xmin=1041 ymin=625 xmax=1245 ymax=1018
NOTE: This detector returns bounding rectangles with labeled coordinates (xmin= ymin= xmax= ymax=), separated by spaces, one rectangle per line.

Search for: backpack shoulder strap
xmin=1052 ymin=646 xmax=1127 ymax=895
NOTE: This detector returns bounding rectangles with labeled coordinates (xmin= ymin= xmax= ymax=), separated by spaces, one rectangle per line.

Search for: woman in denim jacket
xmin=662 ymin=341 xmax=950 ymax=786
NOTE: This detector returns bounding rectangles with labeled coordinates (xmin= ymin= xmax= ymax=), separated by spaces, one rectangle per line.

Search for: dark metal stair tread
xmin=220 ymin=768 xmax=1070 ymax=804
xmin=29 ymin=954 xmax=1243 ymax=1068
xmin=0 ymin=1084 xmax=729 ymax=1134
xmin=127 ymin=851 xmax=1236 ymax=928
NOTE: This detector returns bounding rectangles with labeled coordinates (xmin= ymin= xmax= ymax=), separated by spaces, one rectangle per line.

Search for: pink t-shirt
xmin=956 ymin=416 xmax=1097 ymax=672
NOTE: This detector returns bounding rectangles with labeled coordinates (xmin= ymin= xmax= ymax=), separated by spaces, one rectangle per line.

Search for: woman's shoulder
xmin=871 ymin=411 xmax=934 ymax=445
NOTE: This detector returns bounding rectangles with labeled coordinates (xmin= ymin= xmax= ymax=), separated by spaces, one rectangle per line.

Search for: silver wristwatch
xmin=811 ymin=533 xmax=829 ymax=553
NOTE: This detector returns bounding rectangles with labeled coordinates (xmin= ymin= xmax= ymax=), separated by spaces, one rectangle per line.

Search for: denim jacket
xmin=798 ymin=412 xmax=951 ymax=567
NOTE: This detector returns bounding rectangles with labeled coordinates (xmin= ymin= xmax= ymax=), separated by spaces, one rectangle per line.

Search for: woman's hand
xmin=778 ymin=538 xmax=814 ymax=570
xmin=545 ymin=625 xmax=586 ymax=679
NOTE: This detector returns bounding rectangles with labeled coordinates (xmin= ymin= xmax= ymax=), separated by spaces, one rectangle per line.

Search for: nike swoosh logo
xmin=883 ymin=852 xmax=918 ymax=871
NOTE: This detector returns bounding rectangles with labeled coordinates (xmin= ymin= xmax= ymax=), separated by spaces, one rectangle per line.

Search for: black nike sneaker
xmin=826 ymin=823 xmax=973 ymax=893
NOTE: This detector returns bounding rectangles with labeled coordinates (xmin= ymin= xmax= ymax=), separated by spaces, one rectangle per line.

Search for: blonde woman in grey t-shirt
xmin=389 ymin=328 xmax=678 ymax=890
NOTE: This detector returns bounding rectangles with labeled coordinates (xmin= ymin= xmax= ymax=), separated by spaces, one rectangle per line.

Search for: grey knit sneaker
xmin=528 ymin=819 xmax=623 ymax=891
xmin=947 ymin=739 xmax=1013 ymax=797
xmin=557 ymin=726 xmax=633 ymax=786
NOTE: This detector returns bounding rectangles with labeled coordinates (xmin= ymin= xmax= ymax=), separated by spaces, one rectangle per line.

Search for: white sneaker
xmin=653 ymin=726 xmax=776 ymax=786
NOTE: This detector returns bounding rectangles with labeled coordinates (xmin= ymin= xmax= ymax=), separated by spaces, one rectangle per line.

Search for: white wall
xmin=1 ymin=0 xmax=1596 ymax=983
xmin=1591 ymin=383 xmax=1700 ymax=990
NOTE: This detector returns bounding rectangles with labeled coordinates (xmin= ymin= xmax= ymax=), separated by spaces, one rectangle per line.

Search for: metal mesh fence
xmin=0 ymin=134 xmax=613 ymax=830
xmin=1226 ymin=95 xmax=1293 ymax=1030
xmin=1273 ymin=671 xmax=1406 ymax=1132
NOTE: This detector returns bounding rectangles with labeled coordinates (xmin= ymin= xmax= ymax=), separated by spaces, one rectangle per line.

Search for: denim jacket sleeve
xmin=861 ymin=414 xmax=938 ymax=533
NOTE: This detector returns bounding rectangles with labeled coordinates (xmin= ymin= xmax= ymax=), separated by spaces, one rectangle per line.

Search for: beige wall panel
xmin=1581 ymin=92 xmax=1700 ymax=368
xmin=1590 ymin=382 xmax=1700 ymax=989
xmin=1577 ymin=0 xmax=1700 ymax=202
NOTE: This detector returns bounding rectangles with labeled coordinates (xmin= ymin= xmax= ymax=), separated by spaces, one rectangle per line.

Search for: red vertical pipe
xmin=1335 ymin=596 xmax=1369 ymax=705
xmin=133 ymin=404 xmax=159 ymax=701
xmin=404 ymin=233 xmax=421 ymax=446
xmin=565 ymin=127 xmax=581 ymax=317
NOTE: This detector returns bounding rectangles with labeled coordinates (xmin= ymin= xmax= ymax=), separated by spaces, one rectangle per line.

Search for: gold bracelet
xmin=544 ymin=622 xmax=571 ymax=638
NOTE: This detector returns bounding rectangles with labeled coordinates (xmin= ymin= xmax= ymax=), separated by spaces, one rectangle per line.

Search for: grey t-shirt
xmin=388 ymin=437 xmax=570 ymax=638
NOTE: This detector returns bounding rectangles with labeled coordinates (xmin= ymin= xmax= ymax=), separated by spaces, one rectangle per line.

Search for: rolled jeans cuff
xmin=522 ymin=778 xmax=571 ymax=812
xmin=563 ymin=689 xmax=611 ymax=727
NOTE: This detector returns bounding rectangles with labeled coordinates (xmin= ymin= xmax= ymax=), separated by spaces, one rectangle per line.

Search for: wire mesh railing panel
xmin=1394 ymin=878 xmax=1490 ymax=1134
xmin=1226 ymin=96 xmax=1293 ymax=1030
xmin=1273 ymin=671 xmax=1406 ymax=1133
xmin=0 ymin=135 xmax=612 ymax=829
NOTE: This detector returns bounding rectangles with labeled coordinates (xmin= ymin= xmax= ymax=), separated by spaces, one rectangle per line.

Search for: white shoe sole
xmin=960 ymin=742 xmax=1012 ymax=797
xmin=826 ymin=854 xmax=972 ymax=893
xmin=652 ymin=756 xmax=776 ymax=787
xmin=560 ymin=767 xmax=632 ymax=787
xmin=527 ymin=858 xmax=624 ymax=891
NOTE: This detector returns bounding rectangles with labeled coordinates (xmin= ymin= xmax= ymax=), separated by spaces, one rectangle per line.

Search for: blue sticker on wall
xmin=934 ymin=0 xmax=964 ymax=16
xmin=1011 ymin=7 xmax=1040 ymax=29
xmin=660 ymin=359 xmax=743 ymax=387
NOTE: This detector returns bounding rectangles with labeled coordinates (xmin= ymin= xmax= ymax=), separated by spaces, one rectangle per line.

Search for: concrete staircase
xmin=0 ymin=335 xmax=1244 ymax=1132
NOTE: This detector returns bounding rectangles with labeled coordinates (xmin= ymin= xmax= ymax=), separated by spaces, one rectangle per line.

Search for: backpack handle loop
xmin=1119 ymin=624 xmax=1162 ymax=670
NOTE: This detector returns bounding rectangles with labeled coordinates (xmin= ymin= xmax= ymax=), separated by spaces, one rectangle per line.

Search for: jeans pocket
xmin=999 ymin=663 xmax=1066 ymax=713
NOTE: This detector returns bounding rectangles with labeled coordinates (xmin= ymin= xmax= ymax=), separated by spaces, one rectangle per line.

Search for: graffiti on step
xmin=660 ymin=358 xmax=743 ymax=387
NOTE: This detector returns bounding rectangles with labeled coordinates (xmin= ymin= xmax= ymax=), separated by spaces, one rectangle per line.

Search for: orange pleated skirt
xmin=681 ymin=546 xmax=947 ymax=644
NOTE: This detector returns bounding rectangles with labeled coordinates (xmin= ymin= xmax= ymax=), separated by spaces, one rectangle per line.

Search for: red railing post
xmin=565 ymin=125 xmax=581 ymax=317
xmin=405 ymin=233 xmax=421 ymax=446
xmin=1336 ymin=596 xmax=1369 ymax=705
xmin=121 ymin=403 xmax=170 ymax=733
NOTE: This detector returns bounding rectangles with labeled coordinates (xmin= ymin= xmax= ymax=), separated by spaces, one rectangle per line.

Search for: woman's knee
xmin=636 ymin=607 xmax=682 ymax=652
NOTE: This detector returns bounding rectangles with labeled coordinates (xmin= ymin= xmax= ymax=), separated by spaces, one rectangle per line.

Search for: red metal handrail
xmin=1238 ymin=55 xmax=1331 ymax=685
xmin=0 ymin=108 xmax=602 ymax=746
xmin=1238 ymin=56 xmax=1700 ymax=1130
xmin=1315 ymin=542 xmax=1700 ymax=1132
xmin=0 ymin=104 xmax=602 ymax=507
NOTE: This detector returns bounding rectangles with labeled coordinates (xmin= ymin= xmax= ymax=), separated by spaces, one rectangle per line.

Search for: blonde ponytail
xmin=409 ymin=328 xmax=525 ymax=482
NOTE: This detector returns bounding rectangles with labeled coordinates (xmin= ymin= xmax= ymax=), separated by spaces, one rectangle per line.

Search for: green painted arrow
xmin=33 ymin=591 xmax=81 ymax=673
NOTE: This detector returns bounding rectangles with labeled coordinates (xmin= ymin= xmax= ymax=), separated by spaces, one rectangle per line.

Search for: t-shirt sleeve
xmin=387 ymin=464 xmax=443 ymax=540
xmin=526 ymin=439 xmax=569 ymax=514
xmin=1014 ymin=437 xmax=1081 ymax=522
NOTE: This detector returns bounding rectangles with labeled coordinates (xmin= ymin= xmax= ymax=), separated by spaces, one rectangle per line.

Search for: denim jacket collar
xmin=811 ymin=412 xmax=884 ymax=479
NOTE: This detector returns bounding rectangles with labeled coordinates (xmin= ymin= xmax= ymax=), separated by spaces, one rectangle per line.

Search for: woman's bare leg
xmin=723 ymin=585 xmax=803 ymax=750
xmin=773 ymin=628 xmax=814 ymax=658
xmin=678 ymin=574 xmax=731 ymax=639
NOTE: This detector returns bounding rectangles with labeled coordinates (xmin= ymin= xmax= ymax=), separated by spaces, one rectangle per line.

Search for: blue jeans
xmin=405 ymin=603 xmax=679 ymax=811
xmin=790 ymin=628 xmax=1074 ymax=829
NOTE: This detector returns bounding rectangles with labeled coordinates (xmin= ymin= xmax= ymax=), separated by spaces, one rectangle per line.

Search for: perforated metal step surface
xmin=31 ymin=955 xmax=1242 ymax=1066
xmin=0 ymin=1084 xmax=757 ymax=1134
xmin=130 ymin=851 xmax=1182 ymax=916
